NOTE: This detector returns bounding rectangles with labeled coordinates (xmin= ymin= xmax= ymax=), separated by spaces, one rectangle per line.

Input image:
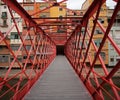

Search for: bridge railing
xmin=65 ymin=0 xmax=120 ymax=99
xmin=0 ymin=0 xmax=56 ymax=99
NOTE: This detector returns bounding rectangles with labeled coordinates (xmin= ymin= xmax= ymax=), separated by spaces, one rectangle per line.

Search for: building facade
xmin=10 ymin=10 xmax=23 ymax=68
xmin=0 ymin=1 xmax=11 ymax=68
xmin=0 ymin=1 xmax=23 ymax=68
xmin=107 ymin=9 xmax=120 ymax=66
xmin=1 ymin=0 xmax=116 ymax=68
xmin=81 ymin=0 xmax=109 ymax=65
xmin=21 ymin=0 xmax=67 ymax=66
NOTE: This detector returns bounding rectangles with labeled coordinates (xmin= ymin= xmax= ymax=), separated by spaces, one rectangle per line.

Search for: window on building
xmin=0 ymin=55 xmax=9 ymax=63
xmin=1 ymin=12 xmax=7 ymax=18
xmin=23 ymin=26 xmax=27 ymax=29
xmin=107 ymin=18 xmax=111 ymax=23
xmin=95 ymin=28 xmax=102 ymax=34
xmin=4 ymin=5 xmax=6 ymax=9
xmin=59 ymin=7 xmax=63 ymax=11
xmin=2 ymin=19 xmax=8 ymax=26
xmin=40 ymin=4 xmax=48 ymax=10
xmin=10 ymin=58 xmax=14 ymax=62
xmin=74 ymin=12 xmax=77 ymax=16
xmin=117 ymin=19 xmax=120 ymax=25
xmin=117 ymin=19 xmax=120 ymax=23
xmin=0 ymin=46 xmax=3 ymax=50
xmin=23 ymin=6 xmax=34 ymax=11
xmin=57 ymin=29 xmax=64 ymax=33
xmin=11 ymin=32 xmax=21 ymax=39
xmin=100 ymin=52 xmax=106 ymax=60
xmin=3 ymin=20 xmax=7 ymax=25
xmin=11 ymin=45 xmax=20 ymax=51
xmin=72 ymin=19 xmax=81 ymax=23
xmin=98 ymin=18 xmax=104 ymax=24
xmin=94 ymin=52 xmax=106 ymax=60
xmin=23 ymin=56 xmax=27 ymax=59
xmin=94 ymin=39 xmax=101 ymax=47
xmin=80 ymin=12 xmax=83 ymax=16
xmin=59 ymin=16 xmax=63 ymax=20
xmin=40 ymin=15 xmax=46 ymax=18
xmin=26 ymin=45 xmax=31 ymax=50
xmin=40 ymin=13 xmax=49 ymax=18
xmin=17 ymin=57 xmax=22 ymax=62
xmin=81 ymin=27 xmax=85 ymax=33
xmin=110 ymin=58 xmax=114 ymax=62
xmin=30 ymin=56 xmax=34 ymax=60
xmin=81 ymin=30 xmax=85 ymax=35
xmin=10 ymin=57 xmax=22 ymax=62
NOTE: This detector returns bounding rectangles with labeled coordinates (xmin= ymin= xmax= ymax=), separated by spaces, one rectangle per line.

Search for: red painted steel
xmin=65 ymin=0 xmax=120 ymax=100
xmin=0 ymin=0 xmax=56 ymax=99
xmin=0 ymin=0 xmax=120 ymax=100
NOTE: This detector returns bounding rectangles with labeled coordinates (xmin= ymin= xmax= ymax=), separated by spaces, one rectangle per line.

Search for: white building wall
xmin=0 ymin=1 xmax=22 ymax=44
xmin=109 ymin=27 xmax=120 ymax=66
xmin=11 ymin=11 xmax=22 ymax=44
xmin=0 ymin=2 xmax=11 ymax=35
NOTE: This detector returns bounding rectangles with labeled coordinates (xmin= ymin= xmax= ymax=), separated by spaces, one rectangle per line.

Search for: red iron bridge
xmin=0 ymin=0 xmax=120 ymax=100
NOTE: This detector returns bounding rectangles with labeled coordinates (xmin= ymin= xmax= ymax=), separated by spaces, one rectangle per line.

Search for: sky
xmin=62 ymin=0 xmax=116 ymax=9
xmin=18 ymin=0 xmax=117 ymax=9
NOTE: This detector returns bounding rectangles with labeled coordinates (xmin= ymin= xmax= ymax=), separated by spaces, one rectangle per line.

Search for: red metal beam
xmin=114 ymin=0 xmax=118 ymax=2
xmin=33 ymin=17 xmax=82 ymax=19
xmin=1 ymin=0 xmax=56 ymax=99
xmin=93 ymin=15 xmax=120 ymax=54
xmin=85 ymin=1 xmax=120 ymax=99
xmin=83 ymin=0 xmax=106 ymax=20
xmin=80 ymin=1 xmax=102 ymax=76
xmin=65 ymin=0 xmax=120 ymax=99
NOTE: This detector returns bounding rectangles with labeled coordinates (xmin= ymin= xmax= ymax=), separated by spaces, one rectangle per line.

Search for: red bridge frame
xmin=0 ymin=0 xmax=120 ymax=99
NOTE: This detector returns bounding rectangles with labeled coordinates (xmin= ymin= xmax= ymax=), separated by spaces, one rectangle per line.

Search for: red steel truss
xmin=65 ymin=0 xmax=120 ymax=99
xmin=0 ymin=0 xmax=120 ymax=99
xmin=33 ymin=17 xmax=82 ymax=45
xmin=0 ymin=0 xmax=56 ymax=99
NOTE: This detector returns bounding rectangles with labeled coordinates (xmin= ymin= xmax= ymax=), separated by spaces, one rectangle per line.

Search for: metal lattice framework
xmin=0 ymin=0 xmax=120 ymax=99
xmin=0 ymin=0 xmax=56 ymax=99
xmin=65 ymin=0 xmax=120 ymax=99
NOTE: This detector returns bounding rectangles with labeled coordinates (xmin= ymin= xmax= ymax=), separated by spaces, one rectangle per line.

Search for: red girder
xmin=0 ymin=0 xmax=120 ymax=99
xmin=65 ymin=0 xmax=120 ymax=100
xmin=114 ymin=0 xmax=118 ymax=2
xmin=1 ymin=0 xmax=56 ymax=99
